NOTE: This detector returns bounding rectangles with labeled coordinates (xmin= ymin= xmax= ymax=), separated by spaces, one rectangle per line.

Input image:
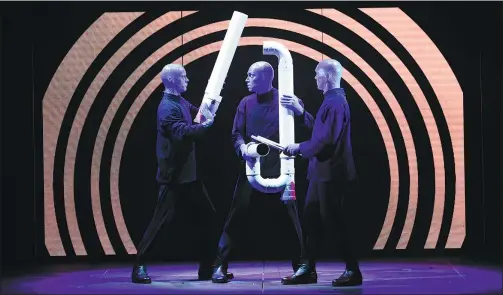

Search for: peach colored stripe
xmin=110 ymin=36 xmax=399 ymax=255
xmin=182 ymin=11 xmax=198 ymax=17
xmin=58 ymin=12 xmax=183 ymax=256
xmin=361 ymin=8 xmax=464 ymax=249
xmin=307 ymin=9 xmax=418 ymax=250
xmin=183 ymin=18 xmax=323 ymax=44
xmin=42 ymin=12 xmax=143 ymax=256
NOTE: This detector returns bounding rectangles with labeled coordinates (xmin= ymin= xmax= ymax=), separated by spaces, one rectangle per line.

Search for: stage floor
xmin=2 ymin=258 xmax=501 ymax=294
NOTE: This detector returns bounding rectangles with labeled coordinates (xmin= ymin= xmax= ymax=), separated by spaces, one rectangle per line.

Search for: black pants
xmin=303 ymin=180 xmax=359 ymax=271
xmin=135 ymin=180 xmax=217 ymax=268
xmin=214 ymin=173 xmax=305 ymax=268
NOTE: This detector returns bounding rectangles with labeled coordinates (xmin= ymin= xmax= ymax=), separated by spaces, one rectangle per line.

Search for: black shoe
xmin=212 ymin=265 xmax=235 ymax=283
xmin=281 ymin=264 xmax=317 ymax=285
xmin=199 ymin=267 xmax=234 ymax=280
xmin=332 ymin=269 xmax=363 ymax=287
xmin=131 ymin=265 xmax=152 ymax=284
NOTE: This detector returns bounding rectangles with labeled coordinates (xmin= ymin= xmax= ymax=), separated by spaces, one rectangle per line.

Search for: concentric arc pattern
xmin=42 ymin=8 xmax=464 ymax=257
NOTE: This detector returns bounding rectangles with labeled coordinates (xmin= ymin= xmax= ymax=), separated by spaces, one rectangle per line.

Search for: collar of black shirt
xmin=256 ymin=87 xmax=276 ymax=103
xmin=164 ymin=92 xmax=182 ymax=102
xmin=324 ymin=87 xmax=346 ymax=99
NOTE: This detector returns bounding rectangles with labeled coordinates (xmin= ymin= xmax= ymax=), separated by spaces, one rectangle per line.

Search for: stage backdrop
xmin=40 ymin=7 xmax=465 ymax=259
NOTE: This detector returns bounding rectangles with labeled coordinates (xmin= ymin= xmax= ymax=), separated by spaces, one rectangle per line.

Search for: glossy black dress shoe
xmin=131 ymin=265 xmax=152 ymax=284
xmin=332 ymin=269 xmax=363 ymax=287
xmin=211 ymin=265 xmax=234 ymax=283
xmin=281 ymin=265 xmax=317 ymax=285
xmin=199 ymin=268 xmax=234 ymax=281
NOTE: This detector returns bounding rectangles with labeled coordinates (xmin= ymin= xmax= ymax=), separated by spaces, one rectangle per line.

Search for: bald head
xmin=160 ymin=64 xmax=188 ymax=95
xmin=316 ymin=59 xmax=343 ymax=83
xmin=246 ymin=61 xmax=274 ymax=94
xmin=314 ymin=59 xmax=343 ymax=92
xmin=249 ymin=61 xmax=274 ymax=82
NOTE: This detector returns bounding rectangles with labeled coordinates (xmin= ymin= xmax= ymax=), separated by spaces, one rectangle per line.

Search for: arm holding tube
xmin=295 ymin=98 xmax=315 ymax=131
xmin=159 ymin=104 xmax=210 ymax=140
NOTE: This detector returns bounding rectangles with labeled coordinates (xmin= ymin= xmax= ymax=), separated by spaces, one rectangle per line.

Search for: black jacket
xmin=156 ymin=93 xmax=208 ymax=184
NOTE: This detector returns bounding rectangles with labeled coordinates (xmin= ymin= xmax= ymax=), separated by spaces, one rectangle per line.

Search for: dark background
xmin=1 ymin=1 xmax=501 ymax=272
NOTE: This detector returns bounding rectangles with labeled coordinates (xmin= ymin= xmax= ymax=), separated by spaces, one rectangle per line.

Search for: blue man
xmin=132 ymin=64 xmax=219 ymax=284
xmin=282 ymin=59 xmax=363 ymax=287
xmin=211 ymin=61 xmax=315 ymax=283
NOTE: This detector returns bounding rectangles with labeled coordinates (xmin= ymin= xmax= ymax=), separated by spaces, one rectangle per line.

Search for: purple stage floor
xmin=2 ymin=258 xmax=501 ymax=294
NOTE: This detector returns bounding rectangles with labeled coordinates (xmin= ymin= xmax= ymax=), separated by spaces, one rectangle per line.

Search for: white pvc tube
xmin=194 ymin=11 xmax=248 ymax=123
xmin=246 ymin=41 xmax=297 ymax=202
xmin=247 ymin=143 xmax=270 ymax=158
xmin=245 ymin=158 xmax=289 ymax=194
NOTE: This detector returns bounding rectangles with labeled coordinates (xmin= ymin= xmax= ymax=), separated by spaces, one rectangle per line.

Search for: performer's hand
xmin=284 ymin=143 xmax=300 ymax=156
xmin=200 ymin=102 xmax=214 ymax=120
xmin=199 ymin=102 xmax=215 ymax=127
xmin=280 ymin=94 xmax=304 ymax=116
xmin=201 ymin=117 xmax=214 ymax=128
xmin=240 ymin=143 xmax=255 ymax=162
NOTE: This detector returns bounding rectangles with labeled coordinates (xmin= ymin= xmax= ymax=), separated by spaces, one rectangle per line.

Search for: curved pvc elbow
xmin=246 ymin=174 xmax=289 ymax=194
xmin=245 ymin=158 xmax=289 ymax=193
xmin=263 ymin=41 xmax=293 ymax=65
